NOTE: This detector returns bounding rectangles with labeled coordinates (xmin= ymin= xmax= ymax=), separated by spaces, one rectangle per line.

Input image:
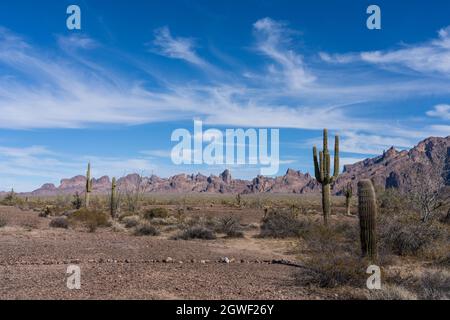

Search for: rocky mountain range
xmin=22 ymin=136 xmax=450 ymax=196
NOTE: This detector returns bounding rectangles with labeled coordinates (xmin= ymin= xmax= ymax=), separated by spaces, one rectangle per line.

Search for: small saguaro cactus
xmin=85 ymin=162 xmax=93 ymax=208
xmin=357 ymin=179 xmax=378 ymax=261
xmin=344 ymin=183 xmax=353 ymax=215
xmin=110 ymin=177 xmax=117 ymax=218
xmin=313 ymin=129 xmax=340 ymax=225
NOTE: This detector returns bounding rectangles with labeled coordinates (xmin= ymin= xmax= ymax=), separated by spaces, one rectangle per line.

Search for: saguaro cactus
xmin=357 ymin=179 xmax=378 ymax=261
xmin=344 ymin=183 xmax=353 ymax=215
xmin=313 ymin=129 xmax=340 ymax=225
xmin=110 ymin=177 xmax=117 ymax=218
xmin=85 ymin=162 xmax=93 ymax=208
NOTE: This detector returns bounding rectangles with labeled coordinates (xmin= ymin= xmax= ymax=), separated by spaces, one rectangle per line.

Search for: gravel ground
xmin=0 ymin=206 xmax=328 ymax=300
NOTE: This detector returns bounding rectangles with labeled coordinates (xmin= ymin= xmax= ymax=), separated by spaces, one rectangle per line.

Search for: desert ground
xmin=0 ymin=193 xmax=448 ymax=300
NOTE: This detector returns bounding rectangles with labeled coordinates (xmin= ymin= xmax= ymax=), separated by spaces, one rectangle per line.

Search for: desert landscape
xmin=0 ymin=135 xmax=448 ymax=300
xmin=0 ymin=1 xmax=450 ymax=302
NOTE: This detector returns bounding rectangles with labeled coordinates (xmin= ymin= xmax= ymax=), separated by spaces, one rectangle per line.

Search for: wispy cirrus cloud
xmin=320 ymin=26 xmax=450 ymax=76
xmin=253 ymin=17 xmax=315 ymax=90
xmin=151 ymin=26 xmax=207 ymax=67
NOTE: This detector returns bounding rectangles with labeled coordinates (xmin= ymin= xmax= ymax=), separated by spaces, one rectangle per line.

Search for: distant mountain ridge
xmin=21 ymin=136 xmax=450 ymax=196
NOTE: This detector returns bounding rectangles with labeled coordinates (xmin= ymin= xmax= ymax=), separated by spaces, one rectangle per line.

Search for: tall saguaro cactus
xmin=357 ymin=179 xmax=378 ymax=261
xmin=85 ymin=162 xmax=93 ymax=208
xmin=110 ymin=177 xmax=117 ymax=218
xmin=313 ymin=129 xmax=340 ymax=225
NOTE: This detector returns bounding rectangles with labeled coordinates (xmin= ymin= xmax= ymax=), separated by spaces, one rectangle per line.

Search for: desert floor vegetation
xmin=0 ymin=189 xmax=448 ymax=300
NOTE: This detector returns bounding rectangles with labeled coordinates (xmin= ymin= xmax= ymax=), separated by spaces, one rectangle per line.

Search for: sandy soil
xmin=0 ymin=205 xmax=334 ymax=300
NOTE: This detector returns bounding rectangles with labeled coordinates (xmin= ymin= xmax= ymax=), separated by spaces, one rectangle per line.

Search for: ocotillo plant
xmin=85 ymin=162 xmax=93 ymax=208
xmin=357 ymin=179 xmax=378 ymax=261
xmin=344 ymin=183 xmax=353 ymax=215
xmin=110 ymin=177 xmax=117 ymax=218
xmin=313 ymin=129 xmax=339 ymax=225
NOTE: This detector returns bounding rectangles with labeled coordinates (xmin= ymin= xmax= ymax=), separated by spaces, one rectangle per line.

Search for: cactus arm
xmin=313 ymin=146 xmax=322 ymax=183
xmin=333 ymin=135 xmax=340 ymax=178
xmin=325 ymin=151 xmax=331 ymax=181
xmin=323 ymin=129 xmax=328 ymax=152
xmin=319 ymin=151 xmax=325 ymax=183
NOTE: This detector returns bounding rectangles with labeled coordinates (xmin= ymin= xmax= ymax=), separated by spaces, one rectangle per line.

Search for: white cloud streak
xmin=427 ymin=104 xmax=450 ymax=120
xmin=320 ymin=26 xmax=450 ymax=76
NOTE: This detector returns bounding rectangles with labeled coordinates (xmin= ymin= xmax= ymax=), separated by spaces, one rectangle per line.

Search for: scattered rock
xmin=164 ymin=257 xmax=173 ymax=263
xmin=220 ymin=257 xmax=230 ymax=264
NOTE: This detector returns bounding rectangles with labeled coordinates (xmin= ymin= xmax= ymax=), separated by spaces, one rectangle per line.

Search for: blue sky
xmin=0 ymin=0 xmax=449 ymax=191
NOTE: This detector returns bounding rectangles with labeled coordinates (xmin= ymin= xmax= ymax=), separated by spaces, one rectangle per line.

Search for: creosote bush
xmin=143 ymin=207 xmax=169 ymax=220
xmin=296 ymin=254 xmax=367 ymax=288
xmin=172 ymin=226 xmax=216 ymax=240
xmin=217 ymin=216 xmax=244 ymax=238
xmin=122 ymin=215 xmax=140 ymax=228
xmin=259 ymin=209 xmax=305 ymax=238
xmin=49 ymin=217 xmax=69 ymax=229
xmin=68 ymin=208 xmax=110 ymax=232
xmin=379 ymin=217 xmax=445 ymax=256
xmin=133 ymin=222 xmax=160 ymax=236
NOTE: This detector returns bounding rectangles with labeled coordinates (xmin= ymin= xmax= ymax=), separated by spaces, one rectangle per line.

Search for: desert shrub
xmin=143 ymin=207 xmax=169 ymax=220
xmin=366 ymin=284 xmax=417 ymax=300
xmin=122 ymin=215 xmax=140 ymax=228
xmin=217 ymin=216 xmax=244 ymax=238
xmin=133 ymin=222 xmax=160 ymax=236
xmin=420 ymin=270 xmax=450 ymax=300
xmin=379 ymin=188 xmax=411 ymax=216
xmin=0 ymin=189 xmax=23 ymax=206
xmin=259 ymin=209 xmax=305 ymax=238
xmin=151 ymin=216 xmax=179 ymax=226
xmin=0 ymin=216 xmax=7 ymax=228
xmin=71 ymin=192 xmax=83 ymax=210
xmin=296 ymin=254 xmax=367 ymax=288
xmin=39 ymin=206 xmax=52 ymax=218
xmin=379 ymin=218 xmax=444 ymax=256
xmin=49 ymin=217 xmax=69 ymax=229
xmin=172 ymin=226 xmax=216 ymax=240
xmin=68 ymin=208 xmax=110 ymax=232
